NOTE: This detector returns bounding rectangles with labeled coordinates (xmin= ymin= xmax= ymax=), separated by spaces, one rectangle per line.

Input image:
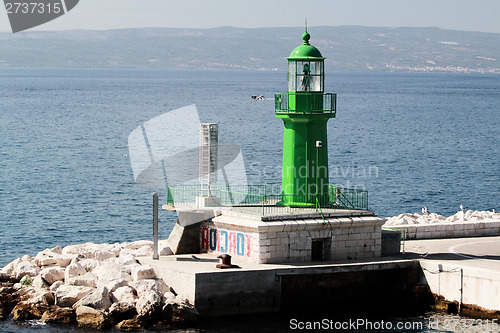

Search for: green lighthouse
xmin=275 ymin=29 xmax=336 ymax=207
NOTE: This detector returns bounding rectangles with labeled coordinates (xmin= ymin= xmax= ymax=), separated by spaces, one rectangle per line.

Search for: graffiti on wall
xmin=201 ymin=225 xmax=253 ymax=257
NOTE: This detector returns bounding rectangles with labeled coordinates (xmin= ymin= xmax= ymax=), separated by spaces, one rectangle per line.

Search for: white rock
xmin=109 ymin=301 xmax=136 ymax=317
xmin=33 ymin=250 xmax=59 ymax=267
xmin=1 ymin=258 xmax=21 ymax=276
xmin=62 ymin=243 xmax=96 ymax=259
xmin=65 ymin=259 xmax=86 ymax=283
xmin=73 ymin=286 xmax=112 ymax=310
xmin=129 ymin=279 xmax=168 ymax=298
xmin=67 ymin=272 xmax=97 ymax=288
xmin=54 ymin=285 xmax=94 ymax=307
xmin=30 ymin=289 xmax=55 ymax=305
xmin=32 ymin=275 xmax=50 ymax=289
xmin=158 ymin=240 xmax=173 ymax=256
xmin=56 ymin=255 xmax=74 ymax=268
xmin=51 ymin=245 xmax=63 ymax=254
xmin=107 ymin=244 xmax=122 ymax=257
xmin=132 ymin=265 xmax=156 ymax=281
xmin=123 ymin=240 xmax=153 ymax=250
xmin=115 ymin=254 xmax=138 ymax=266
xmin=160 ymin=246 xmax=173 ymax=256
xmin=21 ymin=255 xmax=33 ymax=262
xmin=79 ymin=259 xmax=101 ymax=272
xmin=15 ymin=261 xmax=41 ymax=279
xmin=111 ymin=286 xmax=137 ymax=304
xmin=163 ymin=291 xmax=176 ymax=301
xmin=92 ymin=262 xmax=132 ymax=282
xmin=96 ymin=279 xmax=128 ymax=293
xmin=119 ymin=246 xmax=153 ymax=258
xmin=135 ymin=290 xmax=161 ymax=317
xmin=50 ymin=280 xmax=64 ymax=292
xmin=94 ymin=250 xmax=115 ymax=261
xmin=40 ymin=267 xmax=65 ymax=285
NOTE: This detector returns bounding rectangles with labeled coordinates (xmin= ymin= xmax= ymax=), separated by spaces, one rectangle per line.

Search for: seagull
xmin=422 ymin=207 xmax=429 ymax=215
xmin=460 ymin=204 xmax=465 ymax=212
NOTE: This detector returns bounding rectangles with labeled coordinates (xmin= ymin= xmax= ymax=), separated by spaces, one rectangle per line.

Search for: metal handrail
xmin=167 ymin=183 xmax=368 ymax=215
xmin=275 ymin=92 xmax=337 ymax=114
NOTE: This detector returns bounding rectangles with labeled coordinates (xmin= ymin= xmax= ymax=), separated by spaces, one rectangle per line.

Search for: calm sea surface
xmin=0 ymin=68 xmax=499 ymax=332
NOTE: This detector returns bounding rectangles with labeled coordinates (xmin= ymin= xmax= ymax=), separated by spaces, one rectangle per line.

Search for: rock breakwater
xmin=0 ymin=240 xmax=198 ymax=330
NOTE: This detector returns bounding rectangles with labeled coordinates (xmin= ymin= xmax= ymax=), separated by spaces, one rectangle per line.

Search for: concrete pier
xmin=139 ymin=255 xmax=420 ymax=317
xmin=138 ymin=235 xmax=500 ymax=318
xmin=406 ymin=236 xmax=500 ymax=314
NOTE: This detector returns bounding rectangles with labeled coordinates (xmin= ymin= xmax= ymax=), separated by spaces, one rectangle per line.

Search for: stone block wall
xmin=390 ymin=220 xmax=500 ymax=240
xmin=200 ymin=212 xmax=386 ymax=264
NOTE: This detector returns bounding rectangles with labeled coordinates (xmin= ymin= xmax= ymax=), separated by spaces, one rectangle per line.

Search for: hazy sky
xmin=1 ymin=0 xmax=500 ymax=33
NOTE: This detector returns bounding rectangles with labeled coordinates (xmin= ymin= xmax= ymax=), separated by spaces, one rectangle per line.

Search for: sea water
xmin=0 ymin=68 xmax=499 ymax=332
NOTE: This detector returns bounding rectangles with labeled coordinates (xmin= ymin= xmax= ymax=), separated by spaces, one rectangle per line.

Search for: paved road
xmin=404 ymin=236 xmax=500 ymax=270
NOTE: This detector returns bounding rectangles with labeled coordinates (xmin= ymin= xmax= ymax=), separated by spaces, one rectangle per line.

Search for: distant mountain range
xmin=1 ymin=26 xmax=499 ymax=73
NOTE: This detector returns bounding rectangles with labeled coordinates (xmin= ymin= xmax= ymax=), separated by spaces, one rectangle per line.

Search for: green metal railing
xmin=166 ymin=183 xmax=368 ymax=216
xmin=275 ymin=93 xmax=337 ymax=114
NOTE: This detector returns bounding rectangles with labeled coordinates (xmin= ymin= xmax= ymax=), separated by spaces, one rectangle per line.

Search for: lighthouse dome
xmin=288 ymin=32 xmax=324 ymax=59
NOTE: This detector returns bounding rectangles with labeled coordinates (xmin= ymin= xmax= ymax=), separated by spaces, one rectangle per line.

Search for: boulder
xmin=30 ymin=290 xmax=55 ymax=305
xmin=64 ymin=259 xmax=86 ymax=283
xmin=115 ymin=254 xmax=139 ymax=267
xmin=54 ymin=285 xmax=94 ymax=307
xmin=14 ymin=261 xmax=40 ymax=280
xmin=67 ymin=272 xmax=97 ymax=288
xmin=73 ymin=286 xmax=112 ymax=310
xmin=33 ymin=250 xmax=59 ymax=267
xmin=160 ymin=246 xmax=174 ymax=256
xmin=162 ymin=291 xmax=176 ymax=302
xmin=56 ymin=255 xmax=74 ymax=268
xmin=158 ymin=239 xmax=172 ymax=254
xmin=164 ymin=301 xmax=199 ymax=324
xmin=135 ymin=290 xmax=162 ymax=321
xmin=41 ymin=306 xmax=76 ymax=324
xmin=115 ymin=316 xmax=143 ymax=332
xmin=50 ymin=281 xmax=63 ymax=292
xmin=32 ymin=275 xmax=49 ymax=290
xmin=11 ymin=300 xmax=50 ymax=321
xmin=92 ymin=262 xmax=132 ymax=282
xmin=50 ymin=245 xmax=63 ymax=254
xmin=123 ymin=240 xmax=153 ymax=250
xmin=62 ymin=243 xmax=96 ymax=258
xmin=1 ymin=258 xmax=21 ymax=277
xmin=132 ymin=265 xmax=156 ymax=281
xmin=108 ymin=243 xmax=123 ymax=257
xmin=13 ymin=285 xmax=37 ymax=301
xmin=94 ymin=250 xmax=115 ymax=261
xmin=40 ymin=267 xmax=65 ymax=285
xmin=79 ymin=258 xmax=101 ymax=272
xmin=0 ymin=272 xmax=9 ymax=283
xmin=0 ymin=287 xmax=20 ymax=320
xmin=129 ymin=279 xmax=168 ymax=298
xmin=111 ymin=286 xmax=137 ymax=304
xmin=97 ymin=278 xmax=128 ymax=293
xmin=109 ymin=302 xmax=137 ymax=323
xmin=75 ymin=305 xmax=111 ymax=329
xmin=21 ymin=255 xmax=33 ymax=262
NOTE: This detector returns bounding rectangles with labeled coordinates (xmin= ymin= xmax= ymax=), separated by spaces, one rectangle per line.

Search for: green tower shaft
xmin=275 ymin=30 xmax=337 ymax=207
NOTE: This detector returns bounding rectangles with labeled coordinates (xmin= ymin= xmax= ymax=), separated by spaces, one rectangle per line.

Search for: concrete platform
xmin=404 ymin=236 xmax=500 ymax=313
xmin=139 ymin=254 xmax=418 ymax=317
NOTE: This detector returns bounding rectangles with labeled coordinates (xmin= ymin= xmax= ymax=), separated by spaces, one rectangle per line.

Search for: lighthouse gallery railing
xmin=274 ymin=92 xmax=337 ymax=114
xmin=166 ymin=183 xmax=368 ymax=215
